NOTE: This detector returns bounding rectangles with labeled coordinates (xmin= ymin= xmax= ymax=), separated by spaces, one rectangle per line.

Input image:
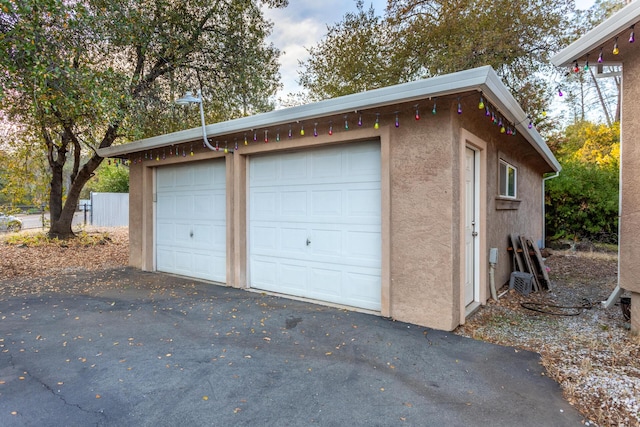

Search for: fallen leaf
xmin=203 ymin=396 xmax=209 ymax=401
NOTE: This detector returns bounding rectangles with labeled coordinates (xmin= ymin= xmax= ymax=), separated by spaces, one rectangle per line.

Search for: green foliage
xmin=298 ymin=0 xmax=572 ymax=122
xmin=83 ymin=161 xmax=129 ymax=195
xmin=0 ymin=0 xmax=287 ymax=237
xmin=2 ymin=230 xmax=113 ymax=247
xmin=546 ymin=121 xmax=620 ymax=244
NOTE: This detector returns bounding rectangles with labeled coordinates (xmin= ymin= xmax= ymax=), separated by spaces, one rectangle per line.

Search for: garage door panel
xmin=348 ymin=189 xmax=381 ymax=217
xmin=251 ymin=225 xmax=278 ymax=251
xmin=311 ymin=190 xmax=342 ymax=216
xmin=311 ymin=151 xmax=342 ymax=178
xmin=281 ymin=191 xmax=307 ymax=215
xmin=156 ymin=160 xmax=226 ymax=283
xmin=346 ymin=230 xmax=381 ymax=260
xmin=249 ymin=142 xmax=381 ymax=310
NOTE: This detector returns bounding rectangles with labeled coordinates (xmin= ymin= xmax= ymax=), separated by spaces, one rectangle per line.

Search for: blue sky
xmin=264 ymin=0 xmax=596 ymax=100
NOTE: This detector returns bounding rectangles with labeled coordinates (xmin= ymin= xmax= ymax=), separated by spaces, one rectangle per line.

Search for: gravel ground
xmin=456 ymin=250 xmax=639 ymax=426
xmin=1 ymin=228 xmax=638 ymax=426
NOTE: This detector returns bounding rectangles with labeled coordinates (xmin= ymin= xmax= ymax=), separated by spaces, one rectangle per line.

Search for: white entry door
xmin=464 ymin=147 xmax=479 ymax=306
xmin=156 ymin=160 xmax=226 ymax=283
xmin=249 ymin=142 xmax=381 ymax=311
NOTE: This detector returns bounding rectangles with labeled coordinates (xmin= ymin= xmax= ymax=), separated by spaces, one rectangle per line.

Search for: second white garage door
xmin=249 ymin=142 xmax=381 ymax=311
xmin=156 ymin=160 xmax=226 ymax=283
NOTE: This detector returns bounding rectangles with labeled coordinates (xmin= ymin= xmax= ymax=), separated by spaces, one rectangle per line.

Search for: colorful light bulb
xmin=313 ymin=123 xmax=318 ymax=137
xmin=264 ymin=130 xmax=268 ymax=143
xmin=235 ymin=140 xmax=239 ymax=151
xmin=457 ymin=98 xmax=462 ymax=114
xmin=558 ymin=88 xmax=563 ymax=97
xmin=432 ymin=102 xmax=437 ymax=115
xmin=374 ymin=114 xmax=380 ymax=130
xmin=584 ymin=60 xmax=589 ymax=71
xmin=215 ymin=141 xmax=219 ymax=151
xmin=276 ymin=131 xmax=280 ymax=142
xmin=598 ymin=48 xmax=604 ymax=63
xmin=415 ymin=108 xmax=420 ymax=120
xmin=395 ymin=113 xmax=400 ymax=128
xmin=630 ymin=26 xmax=635 ymax=43
xmin=244 ymin=134 xmax=248 ymax=145
xmin=344 ymin=117 xmax=349 ymax=130
xmin=300 ymin=125 xmax=305 ymax=136
xmin=478 ymin=97 xmax=485 ymax=109
xmin=289 ymin=125 xmax=293 ymax=138
xmin=358 ymin=114 xmax=363 ymax=126
xmin=328 ymin=122 xmax=333 ymax=135
xmin=485 ymin=106 xmax=490 ymax=117
xmin=613 ymin=38 xmax=619 ymax=55
xmin=573 ymin=61 xmax=580 ymax=73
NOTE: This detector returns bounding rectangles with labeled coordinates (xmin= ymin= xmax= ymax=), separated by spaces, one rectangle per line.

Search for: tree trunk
xmin=48 ymin=154 xmax=104 ymax=239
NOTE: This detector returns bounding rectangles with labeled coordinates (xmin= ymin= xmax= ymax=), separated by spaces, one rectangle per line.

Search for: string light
xmin=253 ymin=131 xmax=257 ymax=142
xmin=374 ymin=114 xmax=380 ymax=129
xmin=215 ymin=141 xmax=219 ymax=151
xmin=276 ymin=130 xmax=280 ymax=142
xmin=314 ymin=123 xmax=318 ymax=137
xmin=224 ymin=142 xmax=229 ymax=154
xmin=573 ymin=61 xmax=580 ymax=73
xmin=558 ymin=87 xmax=563 ymax=97
xmin=415 ymin=106 xmax=420 ymax=120
xmin=584 ymin=56 xmax=589 ymax=71
xmin=478 ymin=96 xmax=484 ymax=109
xmin=344 ymin=115 xmax=349 ymax=130
xmin=395 ymin=113 xmax=400 ymax=128
xmin=328 ymin=121 xmax=333 ymax=135
xmin=358 ymin=114 xmax=363 ymax=126
xmin=613 ymin=37 xmax=619 ymax=55
xmin=485 ymin=106 xmax=490 ymax=117
xmin=432 ymin=101 xmax=437 ymax=115
xmin=234 ymin=139 xmax=239 ymax=151
xmin=190 ymin=145 xmax=194 ymax=156
xmin=598 ymin=47 xmax=604 ymax=63
xmin=528 ymin=116 xmax=533 ymax=129
xmin=457 ymin=98 xmax=462 ymax=114
xmin=289 ymin=125 xmax=293 ymax=138
xmin=244 ymin=133 xmax=248 ymax=145
xmin=630 ymin=25 xmax=635 ymax=43
xmin=300 ymin=124 xmax=305 ymax=136
xmin=264 ymin=130 xmax=269 ymax=143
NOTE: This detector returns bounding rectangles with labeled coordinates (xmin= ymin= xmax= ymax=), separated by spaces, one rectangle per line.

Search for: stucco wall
xmin=451 ymin=98 xmax=552 ymax=298
xmin=387 ymin=107 xmax=457 ymax=330
xmin=124 ymin=97 xmax=554 ymax=331
xmin=620 ymin=46 xmax=640 ymax=295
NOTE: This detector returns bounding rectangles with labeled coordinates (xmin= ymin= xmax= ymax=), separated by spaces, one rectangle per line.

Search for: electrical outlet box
xmin=489 ymin=247 xmax=498 ymax=264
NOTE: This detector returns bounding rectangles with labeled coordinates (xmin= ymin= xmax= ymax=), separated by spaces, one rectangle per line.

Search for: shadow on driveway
xmin=0 ymin=268 xmax=585 ymax=426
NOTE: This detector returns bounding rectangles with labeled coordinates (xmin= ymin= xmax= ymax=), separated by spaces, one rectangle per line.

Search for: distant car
xmin=0 ymin=213 xmax=22 ymax=232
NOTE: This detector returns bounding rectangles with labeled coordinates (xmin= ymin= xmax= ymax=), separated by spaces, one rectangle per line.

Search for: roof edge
xmin=98 ymin=65 xmax=560 ymax=172
xmin=551 ymin=1 xmax=640 ymax=67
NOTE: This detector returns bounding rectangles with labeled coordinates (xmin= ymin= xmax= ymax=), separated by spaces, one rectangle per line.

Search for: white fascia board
xmin=551 ymin=0 xmax=640 ymax=67
xmin=481 ymin=70 xmax=561 ymax=172
xmin=97 ymin=66 xmax=493 ymax=158
xmin=97 ymin=65 xmax=560 ymax=171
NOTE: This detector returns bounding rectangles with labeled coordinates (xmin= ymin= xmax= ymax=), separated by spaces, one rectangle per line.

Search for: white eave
xmin=551 ymin=0 xmax=640 ymax=67
xmin=98 ymin=65 xmax=560 ymax=172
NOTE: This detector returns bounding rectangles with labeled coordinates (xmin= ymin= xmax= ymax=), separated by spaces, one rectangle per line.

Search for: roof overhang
xmin=98 ymin=65 xmax=560 ymax=172
xmin=551 ymin=1 xmax=640 ymax=67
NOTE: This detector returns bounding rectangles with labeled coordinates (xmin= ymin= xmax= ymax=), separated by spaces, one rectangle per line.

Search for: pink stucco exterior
xmin=121 ymin=93 xmax=555 ymax=331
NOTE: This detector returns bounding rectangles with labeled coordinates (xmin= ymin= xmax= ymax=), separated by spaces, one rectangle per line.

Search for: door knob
xmin=306 ymin=238 xmax=311 ymax=246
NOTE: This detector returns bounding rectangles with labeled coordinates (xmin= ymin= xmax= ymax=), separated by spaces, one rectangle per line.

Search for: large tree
xmin=299 ymin=0 xmax=573 ymax=121
xmin=0 ymin=0 xmax=286 ymax=238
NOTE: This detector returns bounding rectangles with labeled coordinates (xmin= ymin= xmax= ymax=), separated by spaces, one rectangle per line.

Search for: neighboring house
xmin=97 ymin=66 xmax=559 ymax=331
xmin=551 ymin=1 xmax=640 ymax=333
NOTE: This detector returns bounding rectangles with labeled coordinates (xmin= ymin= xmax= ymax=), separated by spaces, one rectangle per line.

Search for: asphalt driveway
xmin=0 ymin=267 xmax=585 ymax=426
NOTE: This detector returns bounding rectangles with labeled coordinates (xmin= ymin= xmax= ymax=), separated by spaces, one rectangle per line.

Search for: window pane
xmin=499 ymin=163 xmax=507 ymax=196
xmin=507 ymin=167 xmax=516 ymax=197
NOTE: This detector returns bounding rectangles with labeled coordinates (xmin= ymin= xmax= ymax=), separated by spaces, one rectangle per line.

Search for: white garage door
xmin=249 ymin=142 xmax=381 ymax=311
xmin=156 ymin=160 xmax=226 ymax=283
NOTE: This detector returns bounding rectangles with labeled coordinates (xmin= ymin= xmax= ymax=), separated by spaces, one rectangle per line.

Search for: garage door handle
xmin=306 ymin=238 xmax=311 ymax=246
xmin=190 ymin=231 xmax=194 ymax=238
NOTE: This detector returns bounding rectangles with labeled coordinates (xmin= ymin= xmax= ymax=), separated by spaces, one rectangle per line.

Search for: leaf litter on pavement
xmin=0 ymin=228 xmax=638 ymax=425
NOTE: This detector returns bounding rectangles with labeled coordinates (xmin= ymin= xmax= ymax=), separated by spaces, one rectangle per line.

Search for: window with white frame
xmin=499 ymin=159 xmax=517 ymax=198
